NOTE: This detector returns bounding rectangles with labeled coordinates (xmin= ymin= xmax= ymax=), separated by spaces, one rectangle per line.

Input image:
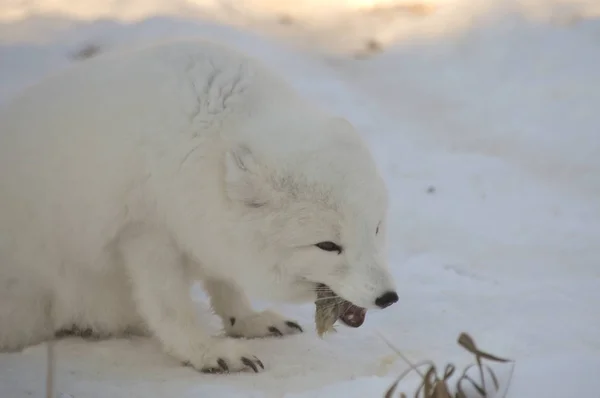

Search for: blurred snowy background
xmin=1 ymin=0 xmax=599 ymax=397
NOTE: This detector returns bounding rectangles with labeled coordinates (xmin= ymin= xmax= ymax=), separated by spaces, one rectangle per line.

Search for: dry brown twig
xmin=380 ymin=332 xmax=515 ymax=398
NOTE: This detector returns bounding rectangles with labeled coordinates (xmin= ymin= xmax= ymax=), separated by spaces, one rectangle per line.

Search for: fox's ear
xmin=224 ymin=144 xmax=271 ymax=207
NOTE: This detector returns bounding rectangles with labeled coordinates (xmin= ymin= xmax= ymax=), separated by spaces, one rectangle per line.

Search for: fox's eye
xmin=376 ymin=221 xmax=381 ymax=235
xmin=315 ymin=241 xmax=342 ymax=254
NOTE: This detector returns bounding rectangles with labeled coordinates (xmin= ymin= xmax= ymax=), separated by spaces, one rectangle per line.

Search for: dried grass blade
xmin=442 ymin=364 xmax=455 ymax=381
xmin=457 ymin=333 xmax=510 ymax=363
xmin=498 ymin=360 xmax=517 ymax=398
xmin=459 ymin=374 xmax=487 ymax=397
xmin=378 ymin=332 xmax=434 ymax=379
xmin=456 ymin=364 xmax=476 ymax=398
xmin=484 ymin=364 xmax=500 ymax=390
xmin=385 ymin=363 xmax=430 ymax=398
xmin=422 ymin=366 xmax=437 ymax=398
xmin=455 ymin=382 xmax=468 ymax=398
xmin=384 ymin=379 xmax=401 ymax=398
xmin=432 ymin=382 xmax=453 ymax=398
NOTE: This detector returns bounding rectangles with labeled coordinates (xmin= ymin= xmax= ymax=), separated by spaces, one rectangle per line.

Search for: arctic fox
xmin=0 ymin=38 xmax=398 ymax=373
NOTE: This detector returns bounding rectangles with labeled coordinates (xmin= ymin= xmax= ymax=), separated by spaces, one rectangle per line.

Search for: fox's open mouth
xmin=317 ymin=283 xmax=367 ymax=328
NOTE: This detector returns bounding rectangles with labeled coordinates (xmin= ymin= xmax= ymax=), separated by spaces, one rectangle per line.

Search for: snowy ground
xmin=1 ymin=1 xmax=600 ymax=397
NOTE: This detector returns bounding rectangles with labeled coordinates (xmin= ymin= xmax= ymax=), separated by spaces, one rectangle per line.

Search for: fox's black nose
xmin=375 ymin=291 xmax=399 ymax=309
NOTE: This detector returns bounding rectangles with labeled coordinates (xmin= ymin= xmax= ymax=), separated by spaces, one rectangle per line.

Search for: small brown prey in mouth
xmin=314 ymin=283 xmax=367 ymax=337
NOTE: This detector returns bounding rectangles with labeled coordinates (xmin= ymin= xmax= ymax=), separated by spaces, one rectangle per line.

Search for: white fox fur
xmin=0 ymin=38 xmax=397 ymax=372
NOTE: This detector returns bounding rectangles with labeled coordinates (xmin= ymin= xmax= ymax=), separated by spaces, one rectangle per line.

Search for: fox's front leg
xmin=203 ymin=278 xmax=303 ymax=338
xmin=119 ymin=229 xmax=264 ymax=373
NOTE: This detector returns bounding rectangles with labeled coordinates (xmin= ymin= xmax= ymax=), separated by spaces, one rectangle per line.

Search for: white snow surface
xmin=1 ymin=1 xmax=600 ymax=397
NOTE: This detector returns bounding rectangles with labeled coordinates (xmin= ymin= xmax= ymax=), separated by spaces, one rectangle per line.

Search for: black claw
xmin=268 ymin=326 xmax=283 ymax=337
xmin=217 ymin=358 xmax=229 ymax=372
xmin=230 ymin=317 xmax=236 ymax=326
xmin=285 ymin=321 xmax=303 ymax=332
xmin=241 ymin=357 xmax=259 ymax=373
xmin=254 ymin=356 xmax=265 ymax=369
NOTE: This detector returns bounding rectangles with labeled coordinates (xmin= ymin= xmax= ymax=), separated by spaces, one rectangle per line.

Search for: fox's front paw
xmin=183 ymin=337 xmax=265 ymax=374
xmin=225 ymin=310 xmax=303 ymax=339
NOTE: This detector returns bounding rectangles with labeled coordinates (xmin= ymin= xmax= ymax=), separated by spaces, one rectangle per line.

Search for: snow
xmin=1 ymin=0 xmax=600 ymax=397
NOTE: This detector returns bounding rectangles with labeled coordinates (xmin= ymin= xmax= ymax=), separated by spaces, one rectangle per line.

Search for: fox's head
xmin=222 ymin=114 xmax=398 ymax=311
